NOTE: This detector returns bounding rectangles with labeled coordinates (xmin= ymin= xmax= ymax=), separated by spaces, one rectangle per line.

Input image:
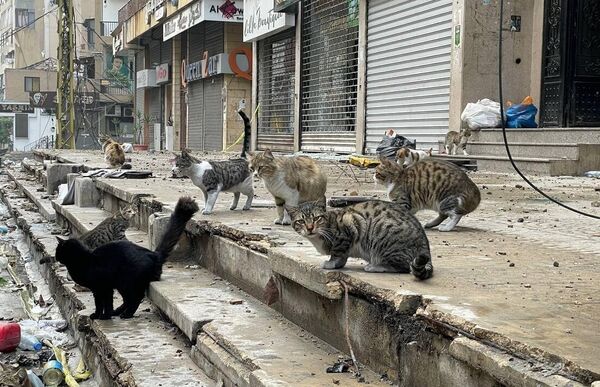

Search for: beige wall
xmin=4 ymin=69 xmax=57 ymax=102
xmin=223 ymin=23 xmax=252 ymax=152
xmin=449 ymin=0 xmax=544 ymax=129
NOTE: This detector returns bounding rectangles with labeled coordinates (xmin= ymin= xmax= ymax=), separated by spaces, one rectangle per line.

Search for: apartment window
xmin=15 ymin=113 xmax=28 ymax=138
xmin=24 ymin=77 xmax=40 ymax=92
xmin=15 ymin=9 xmax=35 ymax=28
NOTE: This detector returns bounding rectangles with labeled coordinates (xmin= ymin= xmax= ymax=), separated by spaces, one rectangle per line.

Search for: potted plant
xmin=132 ymin=110 xmax=149 ymax=151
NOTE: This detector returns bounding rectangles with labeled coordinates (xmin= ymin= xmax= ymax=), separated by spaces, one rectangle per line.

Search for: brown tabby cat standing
xmin=248 ymin=150 xmax=327 ymax=225
xmin=375 ymin=158 xmax=480 ymax=231
xmin=101 ymin=135 xmax=126 ymax=168
xmin=444 ymin=128 xmax=471 ymax=155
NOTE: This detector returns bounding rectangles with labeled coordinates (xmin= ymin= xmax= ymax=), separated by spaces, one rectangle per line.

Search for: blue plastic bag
xmin=506 ymin=103 xmax=538 ymax=128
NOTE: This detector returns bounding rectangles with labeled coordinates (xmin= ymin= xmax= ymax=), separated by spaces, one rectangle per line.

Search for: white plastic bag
xmin=461 ymin=98 xmax=502 ymax=129
xmin=122 ymin=142 xmax=133 ymax=153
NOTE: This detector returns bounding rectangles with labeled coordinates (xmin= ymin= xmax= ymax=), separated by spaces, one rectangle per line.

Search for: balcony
xmin=100 ymin=21 xmax=118 ymax=37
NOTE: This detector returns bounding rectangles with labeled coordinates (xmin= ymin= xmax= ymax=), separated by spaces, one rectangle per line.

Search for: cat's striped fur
xmin=79 ymin=206 xmax=136 ymax=250
xmin=248 ymin=150 xmax=327 ymax=225
xmin=286 ymin=201 xmax=433 ymax=279
xmin=375 ymin=158 xmax=480 ymax=231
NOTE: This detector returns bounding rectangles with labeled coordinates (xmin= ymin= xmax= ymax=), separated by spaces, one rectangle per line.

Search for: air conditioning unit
xmin=105 ymin=105 xmax=121 ymax=117
xmin=122 ymin=106 xmax=134 ymax=117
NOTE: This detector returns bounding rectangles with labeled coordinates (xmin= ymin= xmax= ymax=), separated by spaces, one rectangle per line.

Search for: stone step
xmin=432 ymin=154 xmax=579 ymax=176
xmin=149 ymin=267 xmax=387 ymax=387
xmin=471 ymin=128 xmax=600 ymax=144
xmin=21 ymin=157 xmax=47 ymax=185
xmin=0 ymin=175 xmax=215 ymax=387
xmin=6 ymin=168 xmax=56 ymax=221
xmin=465 ymin=142 xmax=581 ymax=159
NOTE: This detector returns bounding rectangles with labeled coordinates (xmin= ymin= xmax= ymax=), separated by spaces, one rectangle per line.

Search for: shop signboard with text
xmin=181 ymin=47 xmax=252 ymax=87
xmin=243 ymin=0 xmax=295 ymax=42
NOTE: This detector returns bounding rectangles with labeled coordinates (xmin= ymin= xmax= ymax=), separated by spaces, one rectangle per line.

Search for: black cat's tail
xmin=238 ymin=110 xmax=251 ymax=159
xmin=155 ymin=197 xmax=199 ymax=263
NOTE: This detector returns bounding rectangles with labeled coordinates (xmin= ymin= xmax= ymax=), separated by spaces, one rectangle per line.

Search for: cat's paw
xmin=322 ymin=260 xmax=344 ymax=270
xmin=242 ymin=205 xmax=251 ymax=211
xmin=281 ymin=219 xmax=292 ymax=226
xmin=437 ymin=224 xmax=455 ymax=232
xmin=119 ymin=312 xmax=134 ymax=319
xmin=202 ymin=209 xmax=213 ymax=215
xmin=89 ymin=312 xmax=99 ymax=320
xmin=98 ymin=314 xmax=113 ymax=320
xmin=274 ymin=218 xmax=283 ymax=225
xmin=229 ymin=205 xmax=237 ymax=211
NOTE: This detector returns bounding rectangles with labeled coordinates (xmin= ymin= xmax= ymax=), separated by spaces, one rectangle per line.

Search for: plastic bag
xmin=122 ymin=143 xmax=133 ymax=153
xmin=461 ymin=98 xmax=502 ymax=129
xmin=506 ymin=102 xmax=538 ymax=128
xmin=376 ymin=133 xmax=416 ymax=159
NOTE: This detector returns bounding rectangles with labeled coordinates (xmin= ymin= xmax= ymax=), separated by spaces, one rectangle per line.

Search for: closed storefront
xmin=186 ymin=22 xmax=225 ymax=151
xmin=257 ymin=29 xmax=296 ymax=151
xmin=300 ymin=0 xmax=359 ymax=153
xmin=365 ymin=0 xmax=453 ymax=152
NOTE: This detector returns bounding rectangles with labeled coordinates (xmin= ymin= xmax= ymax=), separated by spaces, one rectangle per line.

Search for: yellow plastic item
xmin=348 ymin=155 xmax=380 ymax=168
xmin=522 ymin=96 xmax=533 ymax=105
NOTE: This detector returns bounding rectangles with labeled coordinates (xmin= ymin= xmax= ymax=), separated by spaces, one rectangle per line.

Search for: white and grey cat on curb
xmin=171 ymin=111 xmax=253 ymax=215
xmin=444 ymin=128 xmax=472 ymax=155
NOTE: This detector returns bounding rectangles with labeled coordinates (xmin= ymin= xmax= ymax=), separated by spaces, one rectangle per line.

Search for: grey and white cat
xmin=444 ymin=128 xmax=471 ymax=155
xmin=286 ymin=201 xmax=433 ymax=279
xmin=171 ymin=150 xmax=253 ymax=215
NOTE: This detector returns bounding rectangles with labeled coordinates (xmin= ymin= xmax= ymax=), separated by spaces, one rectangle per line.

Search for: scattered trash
xmin=18 ymin=320 xmax=71 ymax=348
xmin=553 ymin=261 xmax=560 ymax=267
xmin=348 ymin=155 xmax=379 ymax=168
xmin=0 ymin=322 xmax=21 ymax=352
xmin=0 ymin=363 xmax=28 ymax=386
xmin=19 ymin=333 xmax=42 ymax=351
xmin=0 ymin=225 xmax=8 ymax=234
xmin=523 ymin=284 xmax=532 ymax=288
xmin=461 ymin=98 xmax=502 ymax=129
xmin=326 ymin=358 xmax=354 ymax=373
xmin=328 ymin=196 xmax=373 ymax=208
xmin=375 ymin=131 xmax=416 ymax=160
xmin=509 ymin=262 xmax=515 ymax=267
xmin=27 ymin=369 xmax=45 ymax=387
xmin=42 ymin=359 xmax=65 ymax=386
xmin=583 ymin=171 xmax=600 ymax=178
xmin=229 ymin=300 xmax=243 ymax=305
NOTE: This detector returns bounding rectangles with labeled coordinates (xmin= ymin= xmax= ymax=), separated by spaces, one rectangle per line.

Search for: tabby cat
xmin=80 ymin=206 xmax=136 ymax=250
xmin=101 ymin=135 xmax=127 ymax=168
xmin=375 ymin=158 xmax=480 ymax=231
xmin=444 ymin=128 xmax=471 ymax=155
xmin=248 ymin=150 xmax=327 ymax=225
xmin=55 ymin=197 xmax=198 ymax=319
xmin=286 ymin=201 xmax=433 ymax=279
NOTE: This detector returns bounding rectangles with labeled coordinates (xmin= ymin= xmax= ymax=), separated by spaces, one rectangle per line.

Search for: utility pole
xmin=56 ymin=0 xmax=76 ymax=149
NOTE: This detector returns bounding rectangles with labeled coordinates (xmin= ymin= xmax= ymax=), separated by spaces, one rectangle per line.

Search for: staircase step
xmin=432 ymin=154 xmax=581 ymax=175
xmin=149 ymin=267 xmax=387 ymax=387
xmin=471 ymin=128 xmax=600 ymax=144
xmin=6 ymin=168 xmax=56 ymax=221
xmin=465 ymin=142 xmax=582 ymax=159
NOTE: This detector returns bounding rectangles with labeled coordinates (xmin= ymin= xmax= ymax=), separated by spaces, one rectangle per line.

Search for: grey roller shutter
xmin=135 ymin=50 xmax=144 ymax=130
xmin=300 ymin=0 xmax=358 ymax=153
xmin=187 ymin=79 xmax=204 ymax=150
xmin=366 ymin=0 xmax=453 ymax=153
xmin=147 ymin=39 xmax=162 ymax=148
xmin=257 ymin=29 xmax=295 ymax=152
xmin=203 ymin=75 xmax=223 ymax=150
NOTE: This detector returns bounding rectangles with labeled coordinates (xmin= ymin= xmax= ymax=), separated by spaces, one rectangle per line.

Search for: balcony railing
xmin=100 ymin=21 xmax=118 ymax=37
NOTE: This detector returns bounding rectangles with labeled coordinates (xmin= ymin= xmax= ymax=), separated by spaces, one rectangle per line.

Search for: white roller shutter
xmin=366 ymin=0 xmax=452 ymax=153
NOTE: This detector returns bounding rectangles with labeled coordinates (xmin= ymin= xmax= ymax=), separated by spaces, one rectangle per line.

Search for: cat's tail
xmin=155 ymin=197 xmax=199 ymax=263
xmin=238 ymin=110 xmax=251 ymax=159
xmin=410 ymin=253 xmax=433 ymax=280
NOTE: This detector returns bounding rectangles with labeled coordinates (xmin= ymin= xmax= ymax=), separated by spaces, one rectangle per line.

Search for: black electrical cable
xmin=498 ymin=0 xmax=600 ymax=220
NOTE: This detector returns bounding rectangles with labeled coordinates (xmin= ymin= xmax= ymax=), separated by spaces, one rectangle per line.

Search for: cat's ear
xmin=263 ymin=149 xmax=274 ymax=160
xmin=247 ymin=151 xmax=255 ymax=159
xmin=55 ymin=236 xmax=67 ymax=245
xmin=284 ymin=205 xmax=300 ymax=220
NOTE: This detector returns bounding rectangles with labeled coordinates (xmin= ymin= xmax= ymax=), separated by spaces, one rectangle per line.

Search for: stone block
xmin=74 ymin=177 xmax=101 ymax=208
xmin=149 ymin=212 xmax=170 ymax=251
xmin=46 ymin=163 xmax=82 ymax=194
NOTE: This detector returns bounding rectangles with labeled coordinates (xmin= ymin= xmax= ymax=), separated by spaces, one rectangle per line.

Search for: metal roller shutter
xmin=365 ymin=0 xmax=453 ymax=153
xmin=300 ymin=0 xmax=358 ymax=153
xmin=187 ymin=80 xmax=204 ymax=150
xmin=257 ymin=29 xmax=295 ymax=152
xmin=135 ymin=50 xmax=145 ymax=136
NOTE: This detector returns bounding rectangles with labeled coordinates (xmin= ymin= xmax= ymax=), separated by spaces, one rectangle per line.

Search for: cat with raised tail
xmin=248 ymin=149 xmax=327 ymax=225
xmin=54 ymin=197 xmax=199 ymax=320
xmin=286 ymin=201 xmax=433 ymax=279
xmin=171 ymin=110 xmax=253 ymax=215
xmin=375 ymin=158 xmax=480 ymax=231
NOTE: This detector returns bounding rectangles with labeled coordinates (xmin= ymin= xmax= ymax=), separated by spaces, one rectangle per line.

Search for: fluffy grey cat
xmin=79 ymin=206 xmax=136 ymax=249
xmin=286 ymin=201 xmax=433 ymax=279
xmin=171 ymin=150 xmax=253 ymax=215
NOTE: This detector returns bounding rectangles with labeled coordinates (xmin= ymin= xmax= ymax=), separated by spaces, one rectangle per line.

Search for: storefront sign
xmin=29 ymin=91 xmax=98 ymax=109
xmin=145 ymin=0 xmax=166 ymax=24
xmin=181 ymin=47 xmax=252 ymax=86
xmin=243 ymin=0 xmax=295 ymax=42
xmin=136 ymin=69 xmax=157 ymax=88
xmin=163 ymin=0 xmax=244 ymax=41
xmin=156 ymin=63 xmax=170 ymax=84
xmin=0 ymin=103 xmax=33 ymax=114
xmin=273 ymin=0 xmax=300 ymax=13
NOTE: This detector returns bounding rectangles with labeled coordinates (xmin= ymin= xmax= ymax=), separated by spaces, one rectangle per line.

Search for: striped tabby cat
xmin=375 ymin=158 xmax=480 ymax=231
xmin=249 ymin=150 xmax=327 ymax=225
xmin=79 ymin=206 xmax=136 ymax=250
xmin=286 ymin=201 xmax=433 ymax=279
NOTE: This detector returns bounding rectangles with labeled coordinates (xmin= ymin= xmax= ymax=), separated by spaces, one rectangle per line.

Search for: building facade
xmin=115 ymin=0 xmax=252 ymax=151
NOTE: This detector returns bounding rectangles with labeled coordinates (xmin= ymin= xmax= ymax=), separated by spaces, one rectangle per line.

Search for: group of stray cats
xmin=52 ymin=111 xmax=480 ymax=320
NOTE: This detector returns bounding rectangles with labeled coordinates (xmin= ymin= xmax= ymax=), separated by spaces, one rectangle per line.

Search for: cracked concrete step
xmin=52 ymin=202 xmax=149 ymax=248
xmin=149 ymin=267 xmax=388 ymax=387
xmin=6 ymin=168 xmax=56 ymax=221
xmin=21 ymin=157 xmax=47 ymax=185
xmin=0 ymin=176 xmax=215 ymax=387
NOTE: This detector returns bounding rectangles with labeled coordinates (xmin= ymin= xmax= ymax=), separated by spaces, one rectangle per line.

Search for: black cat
xmin=54 ymin=197 xmax=199 ymax=320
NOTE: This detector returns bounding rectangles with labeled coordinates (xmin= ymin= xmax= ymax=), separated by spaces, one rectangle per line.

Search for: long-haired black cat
xmin=55 ymin=197 xmax=199 ymax=320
